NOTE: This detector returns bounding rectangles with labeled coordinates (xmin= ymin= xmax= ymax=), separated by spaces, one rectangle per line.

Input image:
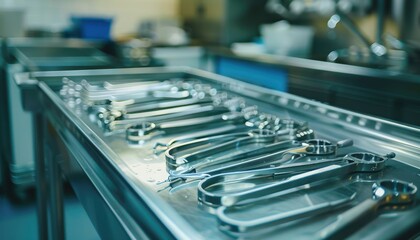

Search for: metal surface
xmin=7 ymin=38 xmax=114 ymax=71
xmin=12 ymin=46 xmax=112 ymax=69
xmin=34 ymin=113 xmax=48 ymax=240
xmin=217 ymin=184 xmax=358 ymax=235
xmin=6 ymin=63 xmax=35 ymax=188
xmin=15 ymin=66 xmax=420 ymax=239
xmin=1 ymin=38 xmax=117 ymax=240
xmin=208 ymin=47 xmax=420 ymax=126
xmin=319 ymin=179 xmax=417 ymax=239
xmin=2 ymin=38 xmax=116 ymax=193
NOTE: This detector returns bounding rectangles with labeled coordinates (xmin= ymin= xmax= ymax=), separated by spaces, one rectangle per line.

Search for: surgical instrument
xmin=168 ymin=139 xmax=352 ymax=184
xmin=197 ymin=152 xmax=395 ymax=208
xmin=100 ymin=104 xmax=231 ymax=131
xmin=108 ymin=96 xmax=214 ymax=112
xmin=165 ymin=123 xmax=314 ymax=169
xmin=156 ymin=118 xmax=311 ymax=150
xmin=153 ymin=124 xmax=253 ymax=151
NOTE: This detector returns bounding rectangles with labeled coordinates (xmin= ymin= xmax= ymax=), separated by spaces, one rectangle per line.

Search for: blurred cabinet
xmin=179 ymin=0 xmax=271 ymax=45
xmin=287 ymin=71 xmax=420 ymax=126
xmin=209 ymin=51 xmax=420 ymax=126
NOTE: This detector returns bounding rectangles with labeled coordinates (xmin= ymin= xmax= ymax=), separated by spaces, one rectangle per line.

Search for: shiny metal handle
xmin=318 ymin=199 xmax=378 ymax=240
xmin=165 ymin=132 xmax=251 ymax=164
xmin=109 ymin=105 xmax=229 ymax=130
xmin=124 ymin=96 xmax=212 ymax=112
xmin=199 ymin=140 xmax=301 ymax=171
xmin=179 ymin=136 xmax=262 ymax=164
xmin=163 ymin=124 xmax=246 ymax=147
xmin=125 ymin=104 xmax=213 ymax=119
xmin=337 ymin=139 xmax=353 ymax=148
xmin=159 ymin=112 xmax=243 ymax=129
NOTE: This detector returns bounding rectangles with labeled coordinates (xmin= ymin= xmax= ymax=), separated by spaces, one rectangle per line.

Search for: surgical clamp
xmin=197 ymin=152 xmax=395 ymax=208
xmin=168 ymin=139 xmax=352 ymax=184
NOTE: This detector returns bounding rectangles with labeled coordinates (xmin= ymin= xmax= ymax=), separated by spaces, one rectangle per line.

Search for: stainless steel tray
xmin=15 ymin=67 xmax=420 ymax=239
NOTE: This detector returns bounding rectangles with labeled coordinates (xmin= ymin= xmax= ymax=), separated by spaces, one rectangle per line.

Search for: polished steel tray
xmin=16 ymin=67 xmax=420 ymax=239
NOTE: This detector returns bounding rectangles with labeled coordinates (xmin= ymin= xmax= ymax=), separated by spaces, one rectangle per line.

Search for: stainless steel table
xmin=15 ymin=67 xmax=420 ymax=239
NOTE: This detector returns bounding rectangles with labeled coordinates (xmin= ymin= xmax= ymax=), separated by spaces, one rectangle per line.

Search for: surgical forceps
xmin=198 ymin=152 xmax=395 ymax=208
xmin=319 ymin=179 xmax=417 ymax=240
xmin=168 ymin=139 xmax=352 ymax=185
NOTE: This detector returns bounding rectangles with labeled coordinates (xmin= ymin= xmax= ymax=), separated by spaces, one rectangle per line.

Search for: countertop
xmin=205 ymin=46 xmax=420 ymax=85
xmin=205 ymin=46 xmax=420 ymax=126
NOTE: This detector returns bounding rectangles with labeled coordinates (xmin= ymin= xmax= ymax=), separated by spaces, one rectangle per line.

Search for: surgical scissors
xmin=197 ymin=152 xmax=395 ymax=208
xmin=319 ymin=179 xmax=417 ymax=240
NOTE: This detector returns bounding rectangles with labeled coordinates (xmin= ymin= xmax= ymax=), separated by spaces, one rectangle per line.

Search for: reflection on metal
xmin=327 ymin=1 xmax=410 ymax=70
xmin=319 ymin=179 xmax=417 ymax=239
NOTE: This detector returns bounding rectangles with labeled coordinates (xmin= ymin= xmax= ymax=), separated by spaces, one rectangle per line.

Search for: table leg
xmin=34 ymin=114 xmax=48 ymax=240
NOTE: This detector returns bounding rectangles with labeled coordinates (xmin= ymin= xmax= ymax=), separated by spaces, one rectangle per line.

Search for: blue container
xmin=71 ymin=16 xmax=113 ymax=40
xmin=215 ymin=57 xmax=288 ymax=92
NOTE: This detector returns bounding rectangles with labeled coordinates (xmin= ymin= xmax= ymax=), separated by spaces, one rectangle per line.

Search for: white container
xmin=261 ymin=21 xmax=314 ymax=58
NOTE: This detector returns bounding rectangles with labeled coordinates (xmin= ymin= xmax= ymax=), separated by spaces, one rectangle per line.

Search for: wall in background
xmin=0 ymin=0 xmax=179 ymax=38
